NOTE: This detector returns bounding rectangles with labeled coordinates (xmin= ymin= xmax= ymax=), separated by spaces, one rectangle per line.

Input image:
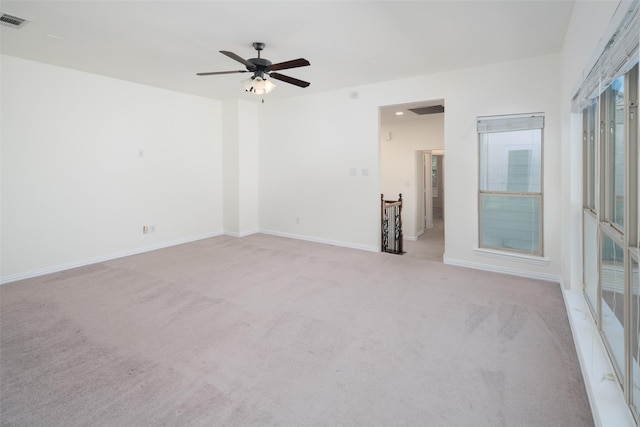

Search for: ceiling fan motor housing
xmin=247 ymin=58 xmax=272 ymax=71
xmin=248 ymin=42 xmax=271 ymax=77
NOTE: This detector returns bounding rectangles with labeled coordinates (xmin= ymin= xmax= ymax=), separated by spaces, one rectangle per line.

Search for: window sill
xmin=473 ymin=247 xmax=549 ymax=266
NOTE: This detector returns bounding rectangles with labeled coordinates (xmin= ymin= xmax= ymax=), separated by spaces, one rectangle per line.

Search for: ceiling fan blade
xmin=220 ymin=50 xmax=256 ymax=70
xmin=197 ymin=70 xmax=249 ymax=76
xmin=270 ymin=72 xmax=310 ymax=88
xmin=268 ymin=58 xmax=310 ymax=72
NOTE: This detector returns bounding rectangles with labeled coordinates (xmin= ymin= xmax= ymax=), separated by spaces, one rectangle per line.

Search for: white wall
xmin=238 ymin=100 xmax=260 ymax=235
xmin=259 ymin=53 xmax=562 ymax=281
xmin=440 ymin=55 xmax=562 ymax=281
xmin=259 ymin=91 xmax=381 ymax=251
xmin=1 ymin=55 xmax=223 ymax=282
xmin=381 ymin=114 xmax=444 ymax=239
xmin=222 ymin=100 xmax=240 ymax=234
xmin=222 ymin=99 xmax=259 ymax=237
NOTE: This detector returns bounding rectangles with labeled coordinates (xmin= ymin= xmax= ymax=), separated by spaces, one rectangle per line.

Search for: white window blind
xmin=477 ymin=113 xmax=544 ymax=133
xmin=572 ymin=0 xmax=639 ymax=111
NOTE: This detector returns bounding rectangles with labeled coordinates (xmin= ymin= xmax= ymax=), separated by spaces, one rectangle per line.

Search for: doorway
xmin=379 ymin=100 xmax=445 ymax=261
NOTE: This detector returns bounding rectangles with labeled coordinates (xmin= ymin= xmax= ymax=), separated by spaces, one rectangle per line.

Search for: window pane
xmin=631 ymin=256 xmax=640 ymax=418
xmin=583 ymin=212 xmax=599 ymax=313
xmin=479 ymin=129 xmax=542 ymax=193
xmin=586 ymin=100 xmax=597 ymax=210
xmin=601 ymin=233 xmax=625 ymax=381
xmin=480 ymin=194 xmax=540 ymax=254
xmin=608 ymin=77 xmax=625 ymax=228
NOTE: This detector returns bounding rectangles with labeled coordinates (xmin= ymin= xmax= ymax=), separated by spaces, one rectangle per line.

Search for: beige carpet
xmin=1 ymin=234 xmax=593 ymax=426
xmin=404 ymin=217 xmax=445 ymax=262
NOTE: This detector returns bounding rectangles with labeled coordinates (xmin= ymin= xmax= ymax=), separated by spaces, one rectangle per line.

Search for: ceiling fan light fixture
xmin=241 ymin=77 xmax=254 ymax=92
xmin=242 ymin=76 xmax=276 ymax=95
xmin=262 ymin=79 xmax=276 ymax=94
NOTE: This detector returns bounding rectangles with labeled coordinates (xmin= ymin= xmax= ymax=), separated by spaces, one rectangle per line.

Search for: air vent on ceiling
xmin=0 ymin=13 xmax=27 ymax=28
xmin=409 ymin=105 xmax=445 ymax=115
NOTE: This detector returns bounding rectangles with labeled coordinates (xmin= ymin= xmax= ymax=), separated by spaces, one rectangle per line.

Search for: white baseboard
xmin=1 ymin=231 xmax=223 ymax=285
xmin=2 ymin=230 xmax=377 ymax=284
xmin=442 ymin=255 xmax=562 ymax=283
xmin=473 ymin=247 xmax=550 ymax=266
xmin=259 ymin=229 xmax=379 ymax=253
xmin=223 ymin=229 xmax=260 ymax=238
xmin=404 ymin=230 xmax=424 ymax=241
xmin=562 ymin=290 xmax=635 ymax=427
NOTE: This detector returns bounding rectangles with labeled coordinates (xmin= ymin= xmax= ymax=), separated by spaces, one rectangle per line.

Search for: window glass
xmin=480 ymin=194 xmax=540 ymax=254
xmin=601 ymin=233 xmax=625 ymax=381
xmin=584 ymin=212 xmax=599 ymax=314
xmin=479 ymin=130 xmax=542 ymax=193
xmin=586 ymin=100 xmax=597 ymax=210
xmin=608 ymin=77 xmax=625 ymax=228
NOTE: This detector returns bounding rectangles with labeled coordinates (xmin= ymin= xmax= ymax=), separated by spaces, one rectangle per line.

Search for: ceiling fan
xmin=197 ymin=42 xmax=310 ymax=95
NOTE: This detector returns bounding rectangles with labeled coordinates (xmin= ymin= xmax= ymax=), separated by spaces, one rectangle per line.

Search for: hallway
xmin=403 ymin=215 xmax=444 ymax=262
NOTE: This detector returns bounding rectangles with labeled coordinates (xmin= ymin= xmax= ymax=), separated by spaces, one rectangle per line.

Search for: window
xmin=478 ymin=113 xmax=544 ymax=256
xmin=575 ymin=0 xmax=638 ymax=419
xmin=579 ymin=62 xmax=638 ymax=420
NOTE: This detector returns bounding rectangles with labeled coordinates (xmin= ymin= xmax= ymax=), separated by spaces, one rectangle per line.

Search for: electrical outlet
xmin=143 ymin=226 xmax=149 ymax=234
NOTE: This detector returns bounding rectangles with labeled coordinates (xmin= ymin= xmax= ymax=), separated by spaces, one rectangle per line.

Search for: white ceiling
xmin=1 ymin=1 xmax=575 ymax=102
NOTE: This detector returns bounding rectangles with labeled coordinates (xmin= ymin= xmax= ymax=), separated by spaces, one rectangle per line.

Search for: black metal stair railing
xmin=381 ymin=193 xmax=404 ymax=255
